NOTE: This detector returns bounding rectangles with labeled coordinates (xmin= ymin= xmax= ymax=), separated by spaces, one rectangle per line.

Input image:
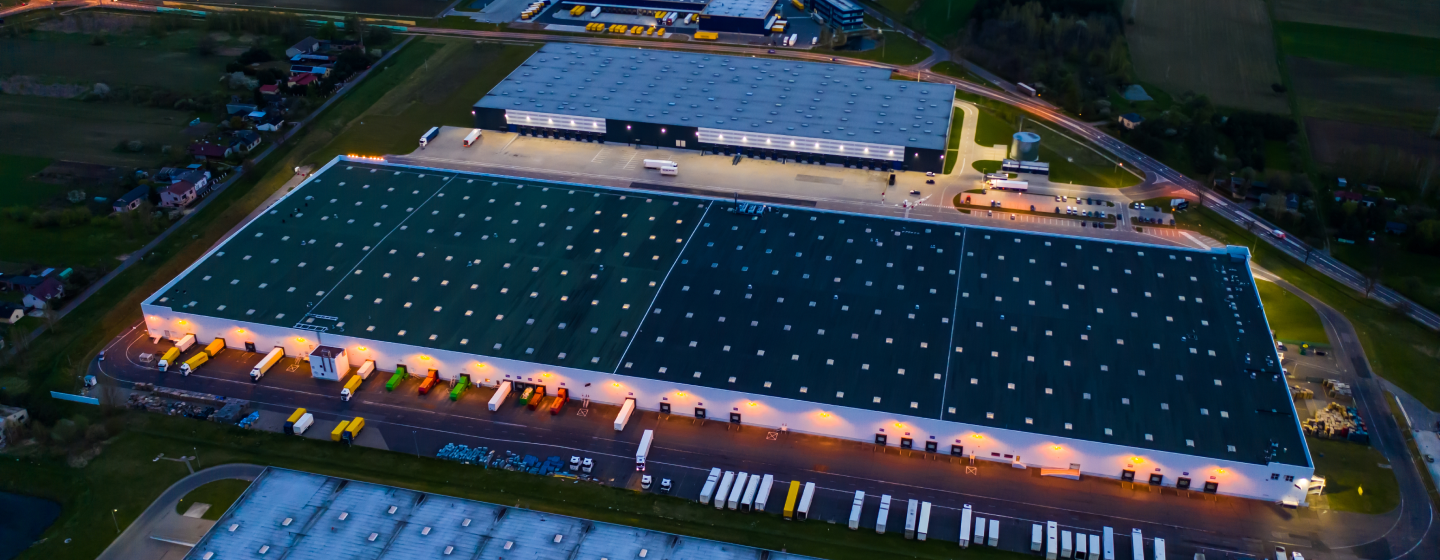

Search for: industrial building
xmin=472 ymin=44 xmax=954 ymax=173
xmin=698 ymin=0 xmax=779 ymax=33
xmin=810 ymin=0 xmax=864 ymax=32
xmin=142 ymin=157 xmax=1314 ymax=504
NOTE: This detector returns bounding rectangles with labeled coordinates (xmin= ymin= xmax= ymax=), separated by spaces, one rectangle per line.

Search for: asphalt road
xmin=95 ymin=323 xmax=1436 ymax=560
xmin=95 ymin=463 xmax=265 ymax=560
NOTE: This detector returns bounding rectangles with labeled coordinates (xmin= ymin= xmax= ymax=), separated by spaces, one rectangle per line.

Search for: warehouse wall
xmin=139 ymin=305 xmax=1314 ymax=504
xmin=473 ymin=106 xmax=509 ymax=132
xmin=698 ymin=14 xmax=771 ymax=34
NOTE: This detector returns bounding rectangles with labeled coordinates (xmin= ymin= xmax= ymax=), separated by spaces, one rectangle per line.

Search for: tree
xmin=197 ymin=34 xmax=218 ymax=56
xmin=317 ymin=21 xmax=339 ymax=41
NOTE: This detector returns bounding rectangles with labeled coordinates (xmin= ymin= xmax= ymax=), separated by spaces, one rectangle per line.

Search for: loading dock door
xmin=1120 ymin=469 xmax=1135 ymax=482
xmin=874 ymin=434 xmax=887 ymax=446
xmin=1176 ymin=477 xmax=1191 ymax=490
xmin=1147 ymin=473 xmax=1164 ymax=485
xmin=900 ymin=437 xmax=913 ymax=449
xmin=1203 ymin=481 xmax=1219 ymax=493
xmin=695 ymin=407 xmax=707 ymax=419
xmin=951 ymin=444 xmax=964 ymax=456
xmin=924 ymin=441 xmax=938 ymax=453
xmin=659 ymin=402 xmax=671 ymax=414
xmin=729 ymin=412 xmax=741 ymax=424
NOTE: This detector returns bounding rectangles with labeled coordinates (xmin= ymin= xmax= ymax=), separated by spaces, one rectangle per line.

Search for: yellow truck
xmin=331 ymin=420 xmax=351 ymax=442
xmin=179 ymin=352 xmax=209 ymax=375
xmin=203 ymin=337 xmax=225 ymax=358
xmin=694 ymin=31 xmax=719 ymax=40
xmin=342 ymin=417 xmax=365 ymax=444
xmin=341 ymin=374 xmax=364 ymax=401
xmin=158 ymin=347 xmax=181 ymax=371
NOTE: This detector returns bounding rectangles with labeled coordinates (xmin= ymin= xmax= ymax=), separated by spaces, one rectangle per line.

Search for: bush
xmin=238 ymin=46 xmax=274 ymax=65
xmin=198 ymin=35 xmax=218 ymax=57
xmin=125 ymin=140 xmax=145 ymax=153
xmin=90 ymin=33 xmax=106 ymax=46
xmin=366 ymin=26 xmax=393 ymax=45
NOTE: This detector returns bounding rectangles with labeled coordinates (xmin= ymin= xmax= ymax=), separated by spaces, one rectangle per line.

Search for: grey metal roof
xmin=187 ymin=468 xmax=821 ymax=560
xmin=474 ymin=44 xmax=955 ymax=151
xmin=702 ymin=0 xmax=778 ymax=18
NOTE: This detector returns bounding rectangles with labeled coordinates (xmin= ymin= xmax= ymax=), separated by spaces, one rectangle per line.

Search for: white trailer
xmin=291 ymin=412 xmax=314 ymax=435
xmin=789 ymin=33 xmax=797 ymax=46
xmin=714 ymin=471 xmax=735 ymax=510
xmin=175 ymin=333 xmax=197 ymax=352
xmin=1103 ymin=527 xmax=1116 ymax=560
xmin=614 ymin=398 xmax=635 ymax=431
xmin=487 ymin=381 xmax=512 ymax=411
xmin=988 ymin=519 xmax=1000 ymax=547
xmin=1031 ymin=524 xmax=1044 ymax=552
xmin=1062 ymin=530 xmax=1074 ymax=558
xmin=917 ymin=502 xmax=931 ymax=541
xmin=903 ymin=499 xmax=918 ymax=539
xmin=1090 ymin=534 xmax=1102 ymax=560
xmin=355 ymin=359 xmax=375 ymax=380
xmin=875 ymin=495 xmax=891 ymax=534
xmin=635 ymin=429 xmax=654 ymax=471
xmin=1077 ymin=532 xmax=1088 ymax=559
xmin=643 ymin=159 xmax=678 ymax=169
xmin=463 ymin=129 xmax=482 ymax=147
xmin=959 ymin=504 xmax=973 ymax=547
xmin=754 ymin=474 xmax=774 ymax=512
xmin=1131 ymin=529 xmax=1144 ymax=560
xmin=1046 ymin=522 xmax=1059 ymax=560
xmin=975 ymin=516 xmax=987 ymax=545
xmin=589 ymin=6 xmax=600 ymax=17
xmin=847 ymin=491 xmax=864 ymax=530
xmin=726 ymin=473 xmax=748 ymax=510
xmin=740 ymin=473 xmax=761 ymax=511
xmin=1154 ymin=538 xmax=1166 ymax=560
xmin=250 ymin=347 xmax=285 ymax=381
xmin=990 ymin=179 xmax=1030 ymax=191
xmin=796 ymin=482 xmax=816 ymax=521
xmin=659 ymin=166 xmax=678 ymax=176
xmin=699 ymin=468 xmax=722 ymax=504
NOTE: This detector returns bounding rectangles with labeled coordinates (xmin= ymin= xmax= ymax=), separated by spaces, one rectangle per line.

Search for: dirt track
xmin=185 ymin=0 xmax=452 ymax=18
xmin=1124 ymin=0 xmax=1288 ymax=113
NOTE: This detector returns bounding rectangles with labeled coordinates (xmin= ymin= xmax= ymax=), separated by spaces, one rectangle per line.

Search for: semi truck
xmin=549 ymin=387 xmax=568 ymax=414
xmin=419 ymin=127 xmax=440 ymax=148
xmin=643 ymin=159 xmax=677 ymax=169
xmin=251 ymin=347 xmax=285 ymax=381
xmin=284 ymin=408 xmax=307 ymax=435
xmin=488 ymin=381 xmax=513 ymax=411
xmin=356 ymin=360 xmax=375 ymax=379
xmin=726 ymin=473 xmax=748 ymax=510
xmin=341 ymin=373 xmax=364 ymax=401
xmin=174 ymin=333 xmax=197 ymax=353
xmin=449 ymin=374 xmax=469 ymax=401
xmin=342 ymin=417 xmax=365 ymax=444
xmin=525 ymin=385 xmax=546 ymax=410
xmin=463 ymin=129 xmax=482 ymax=147
xmin=331 ymin=420 xmax=351 ymax=442
xmin=740 ymin=473 xmax=760 ymax=511
xmin=203 ymin=338 xmax=225 ymax=358
xmin=158 ymin=347 xmax=181 ymax=371
xmin=614 ymin=398 xmax=635 ymax=431
xmin=848 ymin=490 xmax=864 ymax=529
xmin=517 ymin=386 xmax=534 ymax=407
xmin=291 ymin=413 xmax=314 ymax=435
xmin=960 ymin=504 xmax=973 ymax=546
xmin=385 ymin=364 xmax=408 ymax=391
xmin=635 ymin=429 xmax=654 ymax=471
xmin=417 ymin=369 xmax=439 ymax=395
xmin=659 ymin=166 xmax=678 ymax=176
xmin=917 ymin=501 xmax=932 ymax=541
xmin=904 ymin=499 xmax=918 ymax=538
xmin=876 ymin=494 xmax=891 ymax=534
xmin=179 ymin=351 xmax=209 ymax=375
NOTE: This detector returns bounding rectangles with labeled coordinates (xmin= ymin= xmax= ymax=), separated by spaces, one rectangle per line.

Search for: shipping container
xmin=903 ymin=499 xmax=918 ymax=539
xmin=726 ymin=473 xmax=748 ymax=510
xmin=331 ymin=420 xmax=350 ymax=442
xmin=917 ymin=502 xmax=932 ymax=541
xmin=417 ymin=369 xmax=439 ymax=395
xmin=1103 ymin=527 xmax=1116 ymax=560
xmin=488 ymin=381 xmax=513 ymax=411
xmin=1154 ymin=537 xmax=1166 ymax=560
xmin=356 ymin=360 xmax=375 ymax=380
xmin=342 ymin=417 xmax=365 ymax=444
xmin=1131 ymin=529 xmax=1143 ymax=560
xmin=740 ymin=472 xmax=761 ymax=511
xmin=797 ymin=482 xmax=815 ymax=521
xmin=463 ymin=129 xmax=482 ymax=147
xmin=292 ymin=413 xmax=313 ymax=435
xmin=659 ymin=166 xmax=678 ymax=176
xmin=450 ymin=375 xmax=470 ymax=401
xmin=175 ymin=334 xmax=197 ymax=352
xmin=386 ymin=365 xmax=408 ymax=391
xmin=1046 ymin=522 xmax=1059 ymax=560
xmin=782 ymin=481 xmax=800 ymax=519
xmin=250 ymin=347 xmax=284 ymax=380
xmin=419 ymin=127 xmax=440 ymax=147
xmin=714 ymin=471 xmax=735 ymax=510
xmin=754 ymin=474 xmax=774 ymax=512
xmin=1031 ymin=524 xmax=1043 ymax=552
xmin=158 ymin=347 xmax=181 ymax=371
xmin=875 ymin=494 xmax=891 ymax=534
xmin=614 ymin=398 xmax=635 ymax=431
xmin=636 ymin=429 xmax=654 ymax=470
xmin=526 ymin=385 xmax=546 ymax=410
xmin=698 ymin=467 xmax=722 ymax=504
xmin=847 ymin=490 xmax=864 ymax=529
xmin=179 ymin=351 xmax=209 ymax=375
xmin=549 ymin=387 xmax=568 ymax=414
xmin=988 ymin=519 xmax=1000 ymax=547
xmin=959 ymin=504 xmax=973 ymax=547
xmin=283 ymin=408 xmax=307 ymax=435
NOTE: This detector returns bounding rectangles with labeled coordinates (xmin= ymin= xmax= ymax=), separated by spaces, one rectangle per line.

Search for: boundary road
xmin=95 ymin=463 xmax=265 ymax=560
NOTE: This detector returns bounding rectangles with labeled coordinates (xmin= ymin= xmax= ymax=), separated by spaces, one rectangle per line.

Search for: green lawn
xmin=1330 ymin=240 xmax=1440 ymax=313
xmin=1277 ymin=21 xmax=1440 ymax=76
xmin=868 ymin=0 xmax=978 ymax=44
xmin=174 ymin=478 xmax=252 ymax=520
xmin=928 ymin=61 xmax=997 ymax=88
xmin=0 ymin=413 xmax=1026 ymax=560
xmin=815 ymin=28 xmax=931 ymax=66
xmin=1256 ymin=281 xmax=1330 ymax=344
xmin=1307 ymin=437 xmax=1401 ymax=514
xmin=972 ymin=105 xmax=1015 ymax=148
xmin=0 ymin=37 xmax=232 ymax=93
xmin=972 ymin=160 xmax=1001 ymax=174
xmin=0 ymin=155 xmax=63 ymax=207
xmin=943 ymin=107 xmax=964 ymax=173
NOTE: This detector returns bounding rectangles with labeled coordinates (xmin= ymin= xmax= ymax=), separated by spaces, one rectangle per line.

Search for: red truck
xmin=527 ymin=385 xmax=548 ymax=411
xmin=417 ymin=369 xmax=439 ymax=395
xmin=549 ymin=387 xmax=569 ymax=415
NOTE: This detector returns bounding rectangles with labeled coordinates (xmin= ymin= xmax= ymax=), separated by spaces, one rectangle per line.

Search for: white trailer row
xmin=1030 ymin=523 xmax=1162 ymax=560
xmin=698 ymin=470 xmax=775 ymax=513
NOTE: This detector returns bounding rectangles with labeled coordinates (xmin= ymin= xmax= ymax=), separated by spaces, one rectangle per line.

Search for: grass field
xmin=0 ymin=155 xmax=65 ymax=207
xmin=0 ymin=96 xmax=196 ymax=167
xmin=972 ymin=160 xmax=1001 ymax=174
xmin=0 ymin=37 xmax=231 ymax=93
xmin=815 ymin=27 xmax=931 ymax=66
xmin=944 ymin=107 xmax=964 ymax=173
xmin=1306 ymin=437 xmax=1401 ymax=514
xmin=1274 ymin=0 xmax=1440 ymax=40
xmin=1256 ymin=281 xmax=1330 ymax=344
xmin=1330 ymin=239 xmax=1440 ymax=312
xmin=870 ymin=0 xmax=977 ymax=45
xmin=0 ymin=413 xmax=1024 ymax=560
xmin=1124 ymin=0 xmax=1287 ymax=113
xmin=1277 ymin=21 xmax=1440 ymax=77
xmin=174 ymin=478 xmax=252 ymax=521
xmin=971 ymin=104 xmax=1014 ymax=148
xmin=928 ymin=61 xmax=996 ymax=88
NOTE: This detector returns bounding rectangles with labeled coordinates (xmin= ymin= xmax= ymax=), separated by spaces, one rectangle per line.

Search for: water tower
xmin=1010 ymin=131 xmax=1041 ymax=162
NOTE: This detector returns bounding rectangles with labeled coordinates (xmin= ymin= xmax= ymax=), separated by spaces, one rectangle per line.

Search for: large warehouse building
xmin=142 ymin=157 xmax=1314 ymax=503
xmin=472 ymin=44 xmax=954 ymax=173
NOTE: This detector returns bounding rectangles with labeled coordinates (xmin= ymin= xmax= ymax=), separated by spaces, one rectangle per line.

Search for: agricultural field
xmin=183 ymin=0 xmax=451 ymax=18
xmin=0 ymin=96 xmax=195 ymax=168
xmin=0 ymin=35 xmax=230 ymax=93
xmin=1274 ymin=0 xmax=1440 ymax=39
xmin=1277 ymin=21 xmax=1440 ymax=77
xmin=1123 ymin=0 xmax=1288 ymax=113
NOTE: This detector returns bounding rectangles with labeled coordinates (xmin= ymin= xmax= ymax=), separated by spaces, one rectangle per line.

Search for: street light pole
xmin=112 ymin=509 xmax=120 ymax=533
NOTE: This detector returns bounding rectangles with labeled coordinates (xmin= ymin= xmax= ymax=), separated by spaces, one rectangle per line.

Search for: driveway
xmin=96 ymin=464 xmax=266 ymax=560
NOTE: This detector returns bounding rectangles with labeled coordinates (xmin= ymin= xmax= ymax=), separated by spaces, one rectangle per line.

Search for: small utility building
xmin=472 ymin=44 xmax=954 ymax=173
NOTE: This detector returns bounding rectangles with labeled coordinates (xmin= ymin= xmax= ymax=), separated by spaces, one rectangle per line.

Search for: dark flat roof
xmin=473 ymin=44 xmax=955 ymax=151
xmin=150 ymin=161 xmax=1305 ymax=467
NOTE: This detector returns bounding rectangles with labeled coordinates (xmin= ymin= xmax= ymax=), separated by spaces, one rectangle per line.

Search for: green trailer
xmin=449 ymin=375 xmax=470 ymax=401
xmin=386 ymin=364 xmax=408 ymax=391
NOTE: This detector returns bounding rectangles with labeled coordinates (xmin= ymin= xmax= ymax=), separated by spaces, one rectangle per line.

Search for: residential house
xmin=225 ymin=103 xmax=259 ymax=116
xmin=1385 ymin=221 xmax=1408 ymax=235
xmin=288 ymin=65 xmax=331 ymax=78
xmin=176 ymin=169 xmax=211 ymax=191
xmin=22 ymin=276 xmax=63 ymax=310
xmin=1334 ymin=191 xmax=1363 ymax=204
xmin=113 ymin=185 xmax=149 ymax=212
xmin=0 ymin=302 xmax=22 ymax=324
xmin=290 ymin=53 xmax=336 ymax=64
xmin=231 ymin=130 xmax=262 ymax=153
xmin=1118 ymin=113 xmax=1145 ymax=130
xmin=285 ymin=36 xmax=321 ymax=58
xmin=0 ymin=274 xmax=43 ymax=293
xmin=258 ymin=84 xmax=281 ymax=99
xmin=187 ymin=142 xmax=232 ymax=160
xmin=255 ymin=113 xmax=286 ymax=132
xmin=160 ymin=180 xmax=198 ymax=208
xmin=0 ymin=404 xmax=29 ymax=448
xmin=1285 ymin=192 xmax=1299 ymax=210
xmin=288 ymin=73 xmax=318 ymax=88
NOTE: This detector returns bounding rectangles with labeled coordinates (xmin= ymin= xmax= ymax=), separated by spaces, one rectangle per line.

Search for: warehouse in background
xmin=698 ymin=0 xmax=779 ymax=33
xmin=808 ymin=0 xmax=863 ymax=32
xmin=472 ymin=44 xmax=954 ymax=173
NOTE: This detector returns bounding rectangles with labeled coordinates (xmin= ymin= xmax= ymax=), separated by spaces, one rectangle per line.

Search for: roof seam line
xmin=612 ymin=200 xmax=715 ymax=374
xmin=938 ymin=228 xmax=968 ymax=419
